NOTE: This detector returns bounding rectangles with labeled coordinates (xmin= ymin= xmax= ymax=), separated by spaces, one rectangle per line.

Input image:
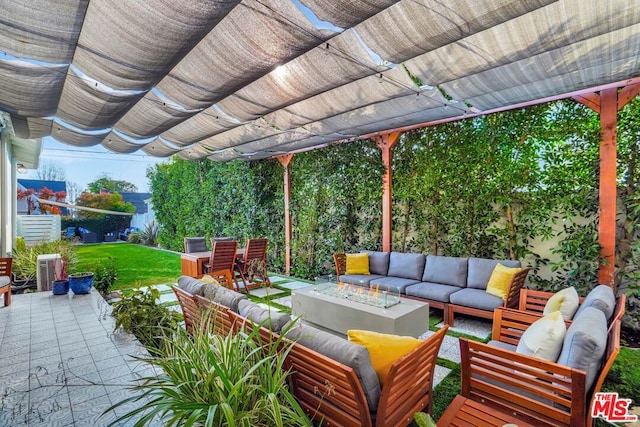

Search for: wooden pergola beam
xmin=375 ymin=132 xmax=402 ymax=252
xmin=277 ymin=154 xmax=293 ymax=275
xmin=572 ymin=84 xmax=640 ymax=288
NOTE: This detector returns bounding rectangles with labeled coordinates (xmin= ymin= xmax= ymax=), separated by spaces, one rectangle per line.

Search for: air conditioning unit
xmin=37 ymin=254 xmax=61 ymax=292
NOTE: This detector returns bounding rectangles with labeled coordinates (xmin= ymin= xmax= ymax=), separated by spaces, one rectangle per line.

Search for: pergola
xmin=1 ymin=0 xmax=639 ymax=284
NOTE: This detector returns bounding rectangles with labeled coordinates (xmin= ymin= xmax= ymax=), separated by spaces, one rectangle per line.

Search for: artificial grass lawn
xmin=73 ymin=243 xmax=181 ymax=290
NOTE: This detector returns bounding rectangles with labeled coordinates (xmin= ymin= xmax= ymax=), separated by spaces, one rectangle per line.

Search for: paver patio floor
xmin=0 ymin=291 xmax=158 ymax=426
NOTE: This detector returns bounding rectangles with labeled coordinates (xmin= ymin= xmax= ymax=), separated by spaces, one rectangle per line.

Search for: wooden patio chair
xmin=0 ymin=258 xmax=12 ymax=307
xmin=183 ymin=237 xmax=207 ymax=253
xmin=204 ymin=239 xmax=239 ymax=291
xmin=235 ymin=238 xmax=270 ymax=292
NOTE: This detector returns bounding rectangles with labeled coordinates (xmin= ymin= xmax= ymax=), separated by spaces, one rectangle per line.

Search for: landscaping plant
xmin=93 ymin=257 xmax=118 ymax=295
xmin=111 ymin=287 xmax=181 ymax=351
xmin=107 ymin=317 xmax=312 ymax=426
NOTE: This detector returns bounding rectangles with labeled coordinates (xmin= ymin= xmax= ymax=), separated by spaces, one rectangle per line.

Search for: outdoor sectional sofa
xmin=172 ymin=274 xmax=448 ymax=427
xmin=334 ymin=252 xmax=530 ymax=326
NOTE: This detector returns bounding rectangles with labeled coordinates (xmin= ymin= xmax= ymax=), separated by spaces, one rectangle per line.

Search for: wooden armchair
xmin=438 ymin=307 xmax=622 ymax=427
xmin=0 ymin=258 xmax=12 ymax=307
xmin=203 ymin=240 xmax=239 ymax=290
xmin=235 ymin=238 xmax=270 ymax=291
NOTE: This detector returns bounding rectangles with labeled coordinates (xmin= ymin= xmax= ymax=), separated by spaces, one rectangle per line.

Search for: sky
xmin=22 ymin=137 xmax=167 ymax=195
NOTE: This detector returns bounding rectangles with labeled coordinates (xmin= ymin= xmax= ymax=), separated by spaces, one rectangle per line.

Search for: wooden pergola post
xmin=375 ymin=132 xmax=402 ymax=252
xmin=573 ymin=84 xmax=640 ymax=287
xmin=277 ymin=154 xmax=294 ymax=275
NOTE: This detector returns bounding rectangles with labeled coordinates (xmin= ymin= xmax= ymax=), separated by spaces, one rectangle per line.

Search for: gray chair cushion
xmin=369 ymin=276 xmax=419 ymax=294
xmin=0 ymin=276 xmax=10 ymax=287
xmin=284 ymin=321 xmax=381 ymax=411
xmin=449 ymin=288 xmax=505 ymax=311
xmin=487 ymin=340 xmax=517 ymax=352
xmin=387 ymin=252 xmax=425 ymax=281
xmin=405 ymin=282 xmax=461 ymax=303
xmin=467 ymin=258 xmax=521 ymax=290
xmin=184 ymin=237 xmax=207 ymax=253
xmin=238 ymin=299 xmax=291 ymax=333
xmin=210 ymin=286 xmax=248 ymax=313
xmin=422 ymin=255 xmax=468 ymax=287
xmin=339 ymin=274 xmax=384 ymax=287
xmin=363 ymin=251 xmax=390 ymax=276
xmin=574 ymin=285 xmax=616 ymax=321
xmin=177 ymin=276 xmax=205 ymax=296
xmin=202 ymin=283 xmax=220 ymax=300
xmin=557 ymin=307 xmax=607 ymax=390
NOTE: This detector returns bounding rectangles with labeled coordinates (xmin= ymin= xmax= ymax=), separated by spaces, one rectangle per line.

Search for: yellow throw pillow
xmin=345 ymin=253 xmax=370 ymax=275
xmin=348 ymin=329 xmax=421 ymax=385
xmin=543 ymin=286 xmax=580 ymax=319
xmin=516 ymin=311 xmax=566 ymax=361
xmin=486 ymin=263 xmax=522 ymax=301
xmin=200 ymin=275 xmax=221 ymax=286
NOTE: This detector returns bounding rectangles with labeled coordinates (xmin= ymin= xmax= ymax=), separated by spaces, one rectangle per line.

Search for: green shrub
xmin=111 ymin=287 xmax=181 ymax=350
xmin=108 ymin=317 xmax=312 ymax=426
xmin=93 ymin=257 xmax=118 ymax=295
xmin=139 ymin=221 xmax=160 ymax=246
xmin=127 ymin=231 xmax=143 ymax=244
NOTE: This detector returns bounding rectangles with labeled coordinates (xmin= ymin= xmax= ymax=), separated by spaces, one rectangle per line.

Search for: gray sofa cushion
xmin=177 ymin=276 xmax=205 ymax=296
xmin=387 ymin=252 xmax=425 ymax=281
xmin=574 ymin=285 xmax=616 ymax=321
xmin=405 ymin=282 xmax=461 ymax=303
xmin=339 ymin=274 xmax=384 ymax=287
xmin=284 ymin=321 xmax=381 ymax=411
xmin=449 ymin=288 xmax=505 ymax=311
xmin=556 ymin=307 xmax=607 ymax=390
xmin=467 ymin=258 xmax=521 ymax=290
xmin=487 ymin=340 xmax=517 ymax=352
xmin=238 ymin=299 xmax=291 ymax=333
xmin=211 ymin=286 xmax=248 ymax=313
xmin=422 ymin=255 xmax=468 ymax=287
xmin=363 ymin=251 xmax=390 ymax=276
xmin=368 ymin=277 xmax=420 ymax=294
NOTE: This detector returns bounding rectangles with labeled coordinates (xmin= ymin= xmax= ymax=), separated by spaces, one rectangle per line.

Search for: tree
xmin=87 ymin=176 xmax=138 ymax=193
xmin=36 ymin=162 xmax=66 ymax=181
xmin=75 ymin=191 xmax=136 ymax=219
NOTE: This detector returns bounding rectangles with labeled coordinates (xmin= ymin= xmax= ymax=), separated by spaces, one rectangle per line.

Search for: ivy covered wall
xmin=148 ymin=98 xmax=640 ymax=316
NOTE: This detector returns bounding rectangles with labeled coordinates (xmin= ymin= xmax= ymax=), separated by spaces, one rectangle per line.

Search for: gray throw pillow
xmin=211 ymin=287 xmax=247 ymax=313
xmin=574 ymin=285 xmax=616 ymax=320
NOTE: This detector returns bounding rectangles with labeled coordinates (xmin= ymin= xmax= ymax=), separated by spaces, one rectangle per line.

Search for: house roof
xmin=18 ymin=179 xmax=67 ymax=194
xmin=1 ymin=1 xmax=639 ymax=162
xmin=120 ymin=192 xmax=151 ymax=214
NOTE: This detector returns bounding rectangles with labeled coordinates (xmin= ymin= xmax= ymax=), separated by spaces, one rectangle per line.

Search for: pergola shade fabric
xmin=1 ymin=0 xmax=638 ymax=161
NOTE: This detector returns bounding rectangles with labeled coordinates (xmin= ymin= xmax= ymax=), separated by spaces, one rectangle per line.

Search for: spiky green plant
xmin=107 ymin=317 xmax=312 ymax=426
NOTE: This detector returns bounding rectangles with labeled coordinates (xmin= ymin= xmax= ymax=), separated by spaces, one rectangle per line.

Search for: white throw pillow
xmin=516 ymin=311 xmax=566 ymax=361
xmin=543 ymin=287 xmax=580 ymax=320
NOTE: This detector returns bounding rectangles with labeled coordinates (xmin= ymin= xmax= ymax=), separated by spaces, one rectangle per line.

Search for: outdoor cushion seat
xmin=177 ymin=275 xmax=205 ymax=296
xmin=339 ymin=274 xmax=384 ymax=287
xmin=449 ymin=288 xmax=505 ymax=311
xmin=368 ymin=276 xmax=420 ymax=294
xmin=283 ymin=320 xmax=381 ymax=411
xmin=209 ymin=285 xmax=247 ymax=313
xmin=362 ymin=251 xmax=390 ymax=275
xmin=574 ymin=284 xmax=616 ymax=320
xmin=405 ymin=282 xmax=462 ymax=303
xmin=487 ymin=340 xmax=517 ymax=352
xmin=238 ymin=299 xmax=290 ymax=333
xmin=467 ymin=257 xmax=521 ymax=289
xmin=387 ymin=252 xmax=425 ymax=281
xmin=422 ymin=255 xmax=468 ymax=287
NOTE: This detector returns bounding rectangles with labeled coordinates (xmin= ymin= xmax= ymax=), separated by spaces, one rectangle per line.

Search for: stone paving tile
xmin=158 ymin=292 xmax=177 ymax=304
xmin=278 ymin=281 xmax=313 ymax=290
xmin=249 ymin=287 xmax=286 ymax=298
xmin=271 ymin=296 xmax=292 ymax=308
xmin=268 ymin=275 xmax=289 ymax=283
xmin=433 ymin=365 xmax=452 ymax=388
xmin=436 ymin=316 xmax=492 ymax=339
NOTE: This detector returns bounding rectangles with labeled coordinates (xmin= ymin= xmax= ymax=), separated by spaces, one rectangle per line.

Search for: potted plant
xmin=52 ymin=248 xmax=70 ymax=295
xmin=69 ymin=271 xmax=94 ymax=295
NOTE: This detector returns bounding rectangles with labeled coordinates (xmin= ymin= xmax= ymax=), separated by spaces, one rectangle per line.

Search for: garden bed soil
xmin=621 ymin=326 xmax=640 ymax=348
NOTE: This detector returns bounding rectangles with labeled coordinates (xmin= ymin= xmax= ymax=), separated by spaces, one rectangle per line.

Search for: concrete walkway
xmin=0 ymin=290 xmax=157 ymax=426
